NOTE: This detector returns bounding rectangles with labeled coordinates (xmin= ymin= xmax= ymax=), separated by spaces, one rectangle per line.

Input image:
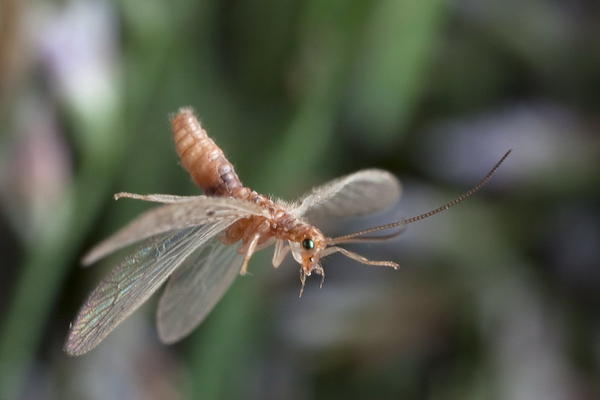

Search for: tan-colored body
xmin=171 ymin=108 xmax=325 ymax=269
xmin=65 ymin=107 xmax=507 ymax=356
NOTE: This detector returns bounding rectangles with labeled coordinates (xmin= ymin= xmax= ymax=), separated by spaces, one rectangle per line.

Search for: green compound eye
xmin=302 ymin=238 xmax=314 ymax=250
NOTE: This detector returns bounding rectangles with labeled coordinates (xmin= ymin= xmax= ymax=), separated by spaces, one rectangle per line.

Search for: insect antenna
xmin=326 ymin=149 xmax=511 ymax=244
xmin=327 ymin=227 xmax=406 ymax=245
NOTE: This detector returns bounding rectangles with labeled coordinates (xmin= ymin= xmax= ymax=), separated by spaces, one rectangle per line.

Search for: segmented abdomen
xmin=171 ymin=108 xmax=242 ymax=196
xmin=171 ymin=108 xmax=320 ymax=246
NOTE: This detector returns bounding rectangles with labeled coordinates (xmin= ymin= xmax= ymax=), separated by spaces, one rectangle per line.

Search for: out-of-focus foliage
xmin=1 ymin=0 xmax=599 ymax=399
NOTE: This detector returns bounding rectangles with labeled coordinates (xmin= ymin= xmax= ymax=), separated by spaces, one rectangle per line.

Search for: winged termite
xmin=64 ymin=107 xmax=511 ymax=355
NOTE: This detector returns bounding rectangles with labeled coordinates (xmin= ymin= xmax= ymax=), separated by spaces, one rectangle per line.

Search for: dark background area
xmin=1 ymin=0 xmax=599 ymax=399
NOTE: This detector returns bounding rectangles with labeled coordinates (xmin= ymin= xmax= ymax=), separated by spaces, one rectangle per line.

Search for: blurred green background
xmin=1 ymin=0 xmax=599 ymax=399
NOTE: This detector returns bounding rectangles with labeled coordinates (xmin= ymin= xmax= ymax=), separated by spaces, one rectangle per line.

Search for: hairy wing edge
xmin=292 ymin=169 xmax=401 ymax=221
xmin=82 ymin=196 xmax=268 ymax=266
xmin=65 ymin=220 xmax=237 ymax=355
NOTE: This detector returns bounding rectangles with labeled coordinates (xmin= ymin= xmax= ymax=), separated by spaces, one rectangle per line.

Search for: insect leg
xmin=313 ymin=264 xmax=325 ymax=288
xmin=272 ymin=240 xmax=290 ymax=268
xmin=113 ymin=192 xmax=202 ymax=203
xmin=239 ymin=233 xmax=261 ymax=275
xmin=299 ymin=271 xmax=307 ymax=298
xmin=322 ymin=246 xmax=399 ymax=269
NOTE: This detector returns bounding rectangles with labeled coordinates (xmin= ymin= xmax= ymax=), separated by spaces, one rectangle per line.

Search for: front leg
xmin=271 ymin=240 xmax=290 ymax=268
xmin=321 ymin=246 xmax=399 ymax=269
xmin=239 ymin=233 xmax=260 ymax=275
xmin=114 ymin=192 xmax=202 ymax=203
xmin=238 ymin=220 xmax=271 ymax=275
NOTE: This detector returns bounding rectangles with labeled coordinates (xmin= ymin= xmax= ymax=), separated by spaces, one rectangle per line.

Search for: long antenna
xmin=327 ymin=149 xmax=511 ymax=244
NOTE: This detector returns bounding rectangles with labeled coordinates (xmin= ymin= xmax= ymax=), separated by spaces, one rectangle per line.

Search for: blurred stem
xmin=347 ymin=0 xmax=444 ymax=141
xmin=0 ymin=3 xmax=183 ymax=393
xmin=0 ymin=106 xmax=123 ymax=399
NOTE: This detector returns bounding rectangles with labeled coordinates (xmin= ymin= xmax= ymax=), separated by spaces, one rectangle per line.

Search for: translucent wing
xmin=292 ymin=169 xmax=401 ymax=223
xmin=156 ymin=237 xmax=243 ymax=343
xmin=83 ymin=196 xmax=267 ymax=265
xmin=65 ymin=219 xmax=235 ymax=356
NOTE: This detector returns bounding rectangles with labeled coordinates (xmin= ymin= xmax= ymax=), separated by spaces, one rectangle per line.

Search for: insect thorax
xmin=217 ymin=189 xmax=320 ymax=246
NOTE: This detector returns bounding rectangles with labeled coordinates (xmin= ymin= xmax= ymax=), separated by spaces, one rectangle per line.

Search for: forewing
xmin=156 ymin=237 xmax=243 ymax=343
xmin=292 ymin=169 xmax=401 ymax=223
xmin=83 ymin=196 xmax=267 ymax=265
xmin=65 ymin=219 xmax=235 ymax=356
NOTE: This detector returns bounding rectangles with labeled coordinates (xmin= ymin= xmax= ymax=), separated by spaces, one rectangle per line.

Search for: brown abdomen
xmin=171 ymin=108 xmax=243 ymax=196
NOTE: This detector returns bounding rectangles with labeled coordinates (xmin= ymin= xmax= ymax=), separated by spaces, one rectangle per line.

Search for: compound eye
xmin=302 ymin=238 xmax=314 ymax=250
